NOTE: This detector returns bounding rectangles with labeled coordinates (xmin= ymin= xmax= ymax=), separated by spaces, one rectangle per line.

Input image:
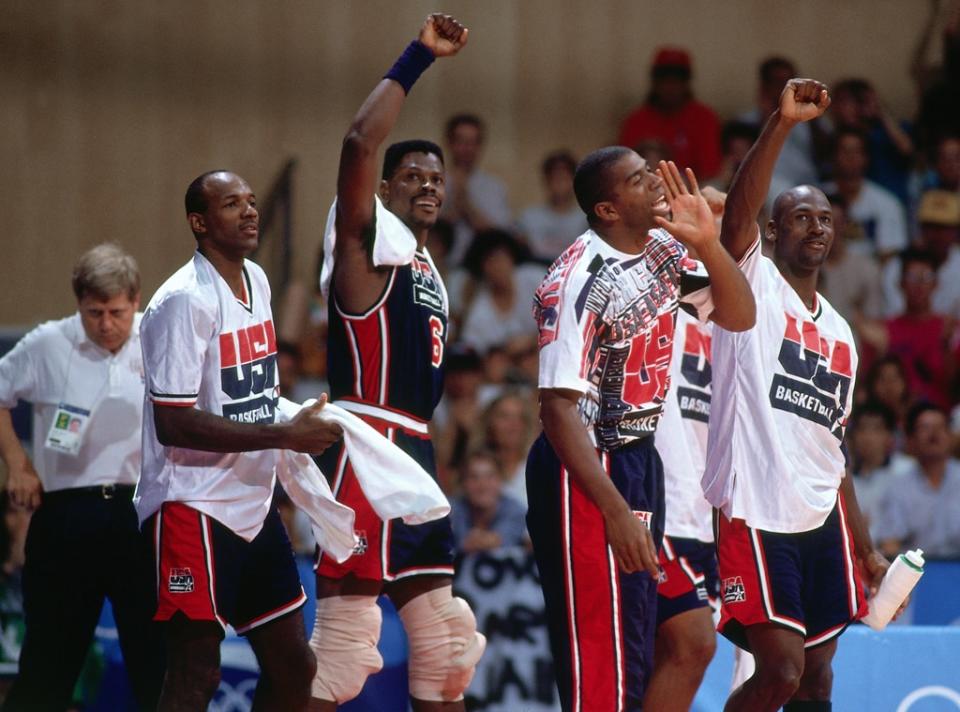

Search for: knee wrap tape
xmin=309 ymin=595 xmax=383 ymax=703
xmin=398 ymin=587 xmax=486 ymax=701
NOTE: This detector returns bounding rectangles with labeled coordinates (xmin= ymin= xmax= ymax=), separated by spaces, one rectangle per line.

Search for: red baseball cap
xmin=652 ymin=47 xmax=692 ymax=71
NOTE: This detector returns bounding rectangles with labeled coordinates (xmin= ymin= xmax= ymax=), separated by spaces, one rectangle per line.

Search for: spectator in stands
xmin=915 ymin=3 xmax=960 ymax=156
xmin=884 ymin=189 xmax=960 ymax=318
xmin=441 ymin=113 xmax=512 ymax=265
xmin=433 ymin=344 xmax=487 ymax=489
xmin=877 ymin=402 xmax=960 ymax=559
xmin=910 ymin=133 xmax=960 ymax=227
xmin=504 ymin=334 xmax=540 ymax=388
xmin=738 ymin=56 xmax=821 ymax=198
xmin=830 ymin=78 xmax=914 ymax=205
xmin=618 ymin=47 xmax=722 ymax=180
xmin=822 ymin=128 xmax=909 ymax=260
xmin=450 ymin=450 xmax=527 ymax=554
xmin=481 ymin=344 xmax=511 ymax=393
xmin=926 ymin=134 xmax=960 ymax=193
xmin=708 ymin=121 xmax=760 ymax=193
xmin=0 ymin=493 xmax=29 ymax=698
xmin=277 ymin=248 xmax=328 ymax=384
xmin=476 ymin=341 xmax=534 ymax=394
xmin=426 ymin=218 xmax=456 ymax=282
xmin=848 ymin=402 xmax=914 ymax=541
xmin=862 ymin=249 xmax=956 ymax=409
xmin=458 ymin=229 xmax=543 ymax=355
xmin=516 ymin=150 xmax=587 ymax=263
xmin=820 ymin=194 xmax=885 ymax=325
xmin=277 ymin=339 xmax=319 ymax=405
xmin=468 ymin=391 xmax=537 ymax=506
xmin=863 ymin=355 xmax=913 ymax=443
xmin=426 ymin=218 xmax=473 ymax=335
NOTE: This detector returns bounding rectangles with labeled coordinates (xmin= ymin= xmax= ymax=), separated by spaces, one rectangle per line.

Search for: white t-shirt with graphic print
xmin=534 ymin=228 xmax=714 ymax=451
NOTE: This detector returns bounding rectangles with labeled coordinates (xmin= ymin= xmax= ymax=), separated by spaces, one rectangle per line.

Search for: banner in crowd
xmin=454 ymin=546 xmax=560 ymax=712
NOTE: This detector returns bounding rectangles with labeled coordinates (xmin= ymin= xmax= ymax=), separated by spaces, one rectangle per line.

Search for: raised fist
xmin=419 ymin=13 xmax=469 ymax=57
xmin=780 ymin=78 xmax=830 ymax=124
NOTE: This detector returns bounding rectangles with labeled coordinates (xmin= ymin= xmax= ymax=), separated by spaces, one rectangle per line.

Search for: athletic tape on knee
xmin=309 ymin=595 xmax=383 ymax=703
xmin=398 ymin=587 xmax=486 ymax=701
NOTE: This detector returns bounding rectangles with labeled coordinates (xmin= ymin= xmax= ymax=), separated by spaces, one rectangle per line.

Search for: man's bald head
xmin=771 ymin=185 xmax=829 ymax=227
xmin=767 ymin=184 xmax=834 ymax=272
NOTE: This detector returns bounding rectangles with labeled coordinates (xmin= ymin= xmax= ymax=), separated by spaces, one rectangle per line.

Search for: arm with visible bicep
xmin=721 ymin=78 xmax=831 ymax=262
xmin=654 ymin=161 xmax=755 ymax=332
xmin=539 ymin=389 xmax=658 ymax=576
xmin=334 ymin=14 xmax=468 ymax=312
xmin=143 ymin=292 xmax=341 ymax=456
xmin=0 ymin=409 xmax=42 ymax=509
xmin=153 ymin=395 xmax=341 ymax=455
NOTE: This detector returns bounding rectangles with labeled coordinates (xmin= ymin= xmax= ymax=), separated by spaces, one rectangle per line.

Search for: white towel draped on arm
xmin=318 ymin=195 xmax=419 ymax=300
xmin=276 ymin=398 xmax=450 ymax=525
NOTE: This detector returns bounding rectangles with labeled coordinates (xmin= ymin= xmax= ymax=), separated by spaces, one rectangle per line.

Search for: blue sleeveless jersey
xmin=327 ymin=251 xmax=447 ymax=422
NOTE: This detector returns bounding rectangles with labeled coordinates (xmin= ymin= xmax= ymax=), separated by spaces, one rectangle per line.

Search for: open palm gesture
xmin=654 ymin=161 xmax=717 ymax=252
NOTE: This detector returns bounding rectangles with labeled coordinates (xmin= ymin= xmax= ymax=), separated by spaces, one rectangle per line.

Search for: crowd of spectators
xmin=259 ymin=3 xmax=960 ymax=563
xmin=2 ymin=10 xmax=959 ymax=709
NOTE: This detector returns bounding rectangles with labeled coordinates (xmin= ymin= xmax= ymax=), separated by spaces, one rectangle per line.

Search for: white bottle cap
xmin=903 ymin=549 xmax=925 ymax=570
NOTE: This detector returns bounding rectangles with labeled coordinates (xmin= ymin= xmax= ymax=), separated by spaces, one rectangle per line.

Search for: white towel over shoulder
xmin=277 ymin=398 xmax=450 ymax=525
xmin=319 ymin=195 xmax=418 ymax=300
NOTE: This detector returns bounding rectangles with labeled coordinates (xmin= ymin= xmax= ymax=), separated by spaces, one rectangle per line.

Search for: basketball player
xmin=526 ymin=153 xmax=755 ymax=711
xmin=702 ymin=79 xmax=891 ymax=712
xmin=307 ymin=15 xmax=484 ymax=712
xmin=137 ymin=170 xmax=343 ymax=711
xmin=644 ymin=192 xmax=725 ymax=711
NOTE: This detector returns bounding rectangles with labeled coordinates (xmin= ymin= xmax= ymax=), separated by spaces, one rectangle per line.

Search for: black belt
xmin=43 ymin=484 xmax=136 ymax=502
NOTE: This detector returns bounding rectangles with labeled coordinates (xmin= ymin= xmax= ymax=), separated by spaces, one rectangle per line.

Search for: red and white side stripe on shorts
xmin=154 ymin=505 xmax=228 ymax=632
xmin=234 ymin=589 xmax=308 ymax=635
xmin=804 ymin=494 xmax=862 ymax=648
xmin=662 ymin=534 xmax=706 ymax=588
xmin=748 ymin=527 xmax=807 ymax=637
xmin=560 ymin=452 xmax=627 ymax=712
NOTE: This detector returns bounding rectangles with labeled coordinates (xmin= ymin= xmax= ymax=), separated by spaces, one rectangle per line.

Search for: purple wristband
xmin=384 ymin=40 xmax=436 ymax=94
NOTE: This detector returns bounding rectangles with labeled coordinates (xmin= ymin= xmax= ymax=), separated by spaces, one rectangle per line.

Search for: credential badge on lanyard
xmin=44 ymin=336 xmax=110 ymax=457
xmin=45 ymin=403 xmax=92 ymax=456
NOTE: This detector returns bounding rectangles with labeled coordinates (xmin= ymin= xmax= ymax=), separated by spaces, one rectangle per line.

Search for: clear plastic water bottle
xmin=861 ymin=549 xmax=925 ymax=631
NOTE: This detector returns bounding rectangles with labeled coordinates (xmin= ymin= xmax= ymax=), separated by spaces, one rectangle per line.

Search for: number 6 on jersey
xmin=429 ymin=315 xmax=444 ymax=368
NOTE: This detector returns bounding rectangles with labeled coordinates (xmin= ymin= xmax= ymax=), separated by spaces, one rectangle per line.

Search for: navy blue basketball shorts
xmin=147 ymin=499 xmax=306 ymax=635
xmin=656 ymin=535 xmax=719 ymax=626
xmin=715 ymin=492 xmax=867 ymax=652
xmin=314 ymin=417 xmax=455 ymax=583
xmin=526 ymin=433 xmax=665 ymax=712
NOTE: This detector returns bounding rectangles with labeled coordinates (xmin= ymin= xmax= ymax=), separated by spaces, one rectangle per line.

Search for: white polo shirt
xmin=0 ymin=313 xmax=145 ymax=492
xmin=136 ymin=252 xmax=281 ymax=541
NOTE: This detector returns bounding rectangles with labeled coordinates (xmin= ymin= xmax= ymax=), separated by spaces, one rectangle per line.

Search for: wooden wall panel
xmin=0 ymin=0 xmax=939 ymax=324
